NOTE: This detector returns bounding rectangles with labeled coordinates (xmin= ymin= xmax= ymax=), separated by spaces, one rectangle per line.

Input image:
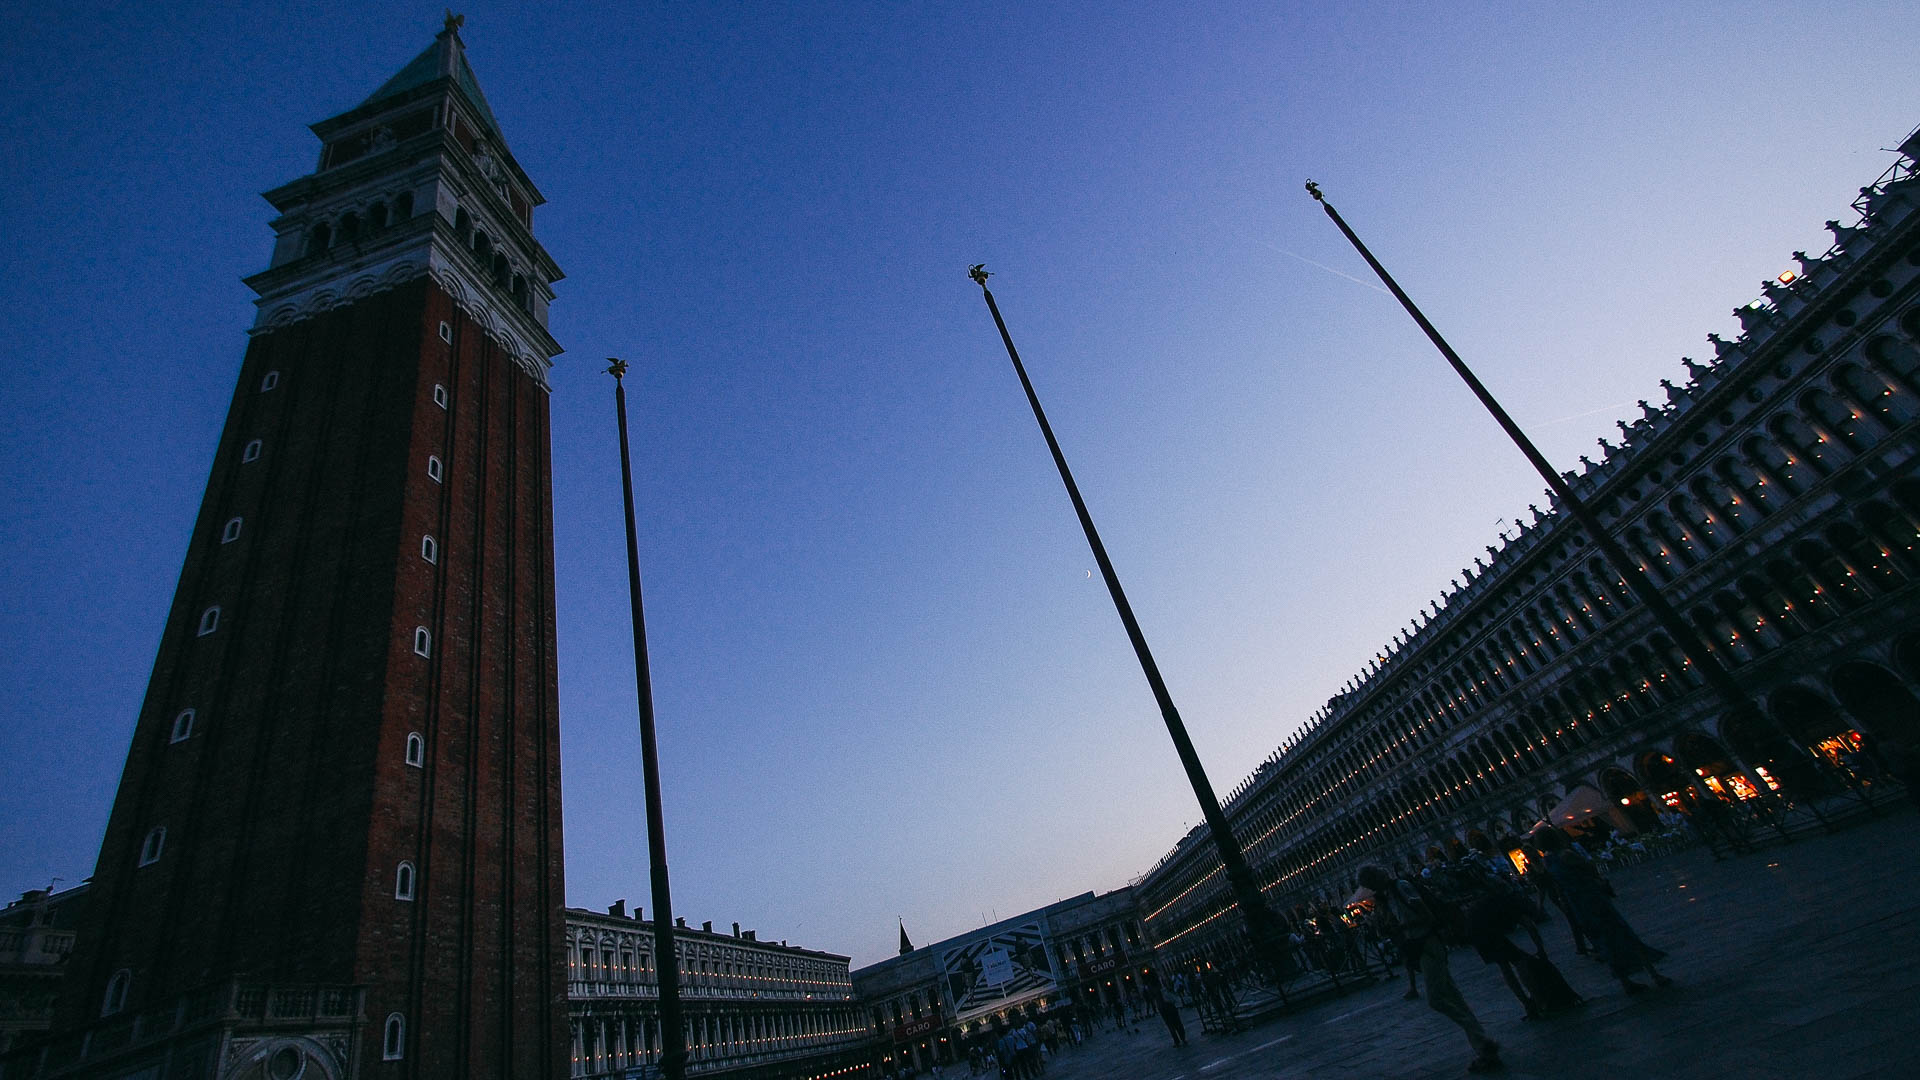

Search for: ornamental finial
xmin=968 ymin=264 xmax=991 ymax=287
xmin=606 ymin=357 xmax=628 ymax=380
xmin=1304 ymin=179 xmax=1324 ymax=202
xmin=442 ymin=10 xmax=465 ymax=37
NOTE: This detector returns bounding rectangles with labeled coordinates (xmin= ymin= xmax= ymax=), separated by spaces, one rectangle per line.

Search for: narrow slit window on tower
xmin=242 ymin=439 xmax=262 ymax=463
xmin=421 ymin=535 xmax=437 ymax=564
xmin=383 ymin=1013 xmax=406 ymax=1060
xmin=438 ymin=320 xmax=452 ymax=344
xmin=260 ymin=370 xmax=279 ymax=392
xmin=432 ymin=383 xmax=448 ymax=408
xmin=426 ymin=455 xmax=443 ymax=483
xmin=405 ymin=732 xmax=424 ymax=767
xmin=197 ymin=607 xmax=221 ymax=636
xmin=138 ymin=826 xmax=166 ymax=867
xmin=394 ymin=862 xmax=415 ymax=901
xmin=102 ymin=970 xmax=131 ymax=1017
xmin=221 ymin=517 xmax=243 ymax=544
xmin=413 ymin=627 xmax=431 ymax=657
xmin=170 ymin=709 xmax=196 ymax=743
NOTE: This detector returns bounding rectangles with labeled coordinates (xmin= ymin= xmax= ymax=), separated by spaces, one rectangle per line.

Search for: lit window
xmin=260 ymin=371 xmax=279 ymax=392
xmin=405 ymin=732 xmax=424 ymax=767
xmin=395 ymin=861 xmax=415 ymax=900
xmin=438 ymin=320 xmax=453 ymax=344
xmin=198 ymin=607 xmax=221 ymax=636
xmin=383 ymin=1013 xmax=406 ymax=1060
xmin=138 ymin=826 xmax=166 ymax=867
xmin=170 ymin=709 xmax=195 ymax=743
xmin=421 ymin=535 xmax=437 ymax=563
xmin=221 ymin=517 xmax=243 ymax=544
xmin=427 ymin=455 xmax=443 ymax=483
xmin=433 ymin=383 xmax=448 ymax=409
xmin=242 ymin=439 xmax=262 ymax=463
xmin=413 ymin=627 xmax=431 ymax=657
xmin=102 ymin=970 xmax=131 ymax=1017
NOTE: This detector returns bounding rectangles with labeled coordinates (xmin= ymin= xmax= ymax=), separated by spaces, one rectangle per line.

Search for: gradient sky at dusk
xmin=2 ymin=1 xmax=1915 ymax=966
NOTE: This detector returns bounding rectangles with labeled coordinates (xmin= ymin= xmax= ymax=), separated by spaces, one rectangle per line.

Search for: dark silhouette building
xmin=15 ymin=20 xmax=568 ymax=1079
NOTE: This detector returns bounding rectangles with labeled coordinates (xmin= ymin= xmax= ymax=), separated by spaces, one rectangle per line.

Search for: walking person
xmin=1358 ymin=864 xmax=1504 ymax=1073
xmin=1150 ymin=985 xmax=1189 ymax=1047
xmin=1534 ymin=828 xmax=1671 ymax=995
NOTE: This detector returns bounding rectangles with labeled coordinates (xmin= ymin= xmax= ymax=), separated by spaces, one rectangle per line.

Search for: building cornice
xmin=244 ymin=220 xmax=561 ymax=390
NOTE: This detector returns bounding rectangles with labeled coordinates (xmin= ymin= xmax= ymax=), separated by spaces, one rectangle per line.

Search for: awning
xmin=1545 ymin=784 xmax=1613 ymax=825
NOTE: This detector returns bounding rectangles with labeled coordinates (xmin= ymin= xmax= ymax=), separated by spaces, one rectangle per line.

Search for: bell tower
xmin=38 ymin=19 xmax=568 ymax=1079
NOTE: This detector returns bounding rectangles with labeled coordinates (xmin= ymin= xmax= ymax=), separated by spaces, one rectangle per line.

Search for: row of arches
xmin=304 ymin=190 xmax=416 ymax=256
xmin=452 ymin=206 xmax=534 ymax=311
xmin=1146 ymin=304 xmax=1920 ymax=941
xmin=570 ymin=1003 xmax=864 ymax=1077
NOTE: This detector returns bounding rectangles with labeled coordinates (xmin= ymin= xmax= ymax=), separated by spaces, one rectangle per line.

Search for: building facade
xmin=1140 ymin=123 xmax=1920 ymax=970
xmin=566 ymin=905 xmax=868 ymax=1079
xmin=850 ymin=890 xmax=1146 ymax=1073
xmin=13 ymin=21 xmax=569 ymax=1079
xmin=0 ymin=888 xmax=89 ymax=1058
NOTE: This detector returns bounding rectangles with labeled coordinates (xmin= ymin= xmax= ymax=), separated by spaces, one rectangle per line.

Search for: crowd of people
xmin=895 ymin=778 xmax=1911 ymax=1077
xmin=1352 ymin=825 xmax=1676 ymax=1073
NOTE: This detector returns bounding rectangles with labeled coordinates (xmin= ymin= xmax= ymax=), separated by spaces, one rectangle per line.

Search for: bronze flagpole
xmin=608 ymin=358 xmax=688 ymax=1079
xmin=967 ymin=267 xmax=1293 ymax=979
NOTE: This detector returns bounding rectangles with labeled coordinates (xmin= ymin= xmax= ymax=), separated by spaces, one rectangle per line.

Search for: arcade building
xmin=1139 ymin=120 xmax=1920 ymax=972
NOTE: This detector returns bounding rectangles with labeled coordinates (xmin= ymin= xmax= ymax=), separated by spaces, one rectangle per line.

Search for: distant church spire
xmin=899 ymin=920 xmax=915 ymax=954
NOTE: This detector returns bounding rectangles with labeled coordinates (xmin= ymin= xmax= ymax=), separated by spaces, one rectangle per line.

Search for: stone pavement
xmin=1018 ymin=806 xmax=1920 ymax=1079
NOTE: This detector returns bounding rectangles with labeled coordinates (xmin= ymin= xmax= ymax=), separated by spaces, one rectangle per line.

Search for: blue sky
xmin=1 ymin=1 xmax=1914 ymax=966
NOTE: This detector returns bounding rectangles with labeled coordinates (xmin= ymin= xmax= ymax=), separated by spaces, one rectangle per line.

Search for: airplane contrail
xmin=1258 ymin=239 xmax=1392 ymax=295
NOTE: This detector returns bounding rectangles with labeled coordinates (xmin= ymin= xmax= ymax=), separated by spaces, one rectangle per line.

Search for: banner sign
xmin=939 ymin=922 xmax=1057 ymax=1022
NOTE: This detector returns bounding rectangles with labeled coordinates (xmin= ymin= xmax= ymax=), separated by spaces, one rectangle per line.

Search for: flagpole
xmin=967 ymin=266 xmax=1290 ymax=976
xmin=1301 ymin=182 xmax=1810 ymax=833
xmin=608 ymin=358 xmax=688 ymax=1080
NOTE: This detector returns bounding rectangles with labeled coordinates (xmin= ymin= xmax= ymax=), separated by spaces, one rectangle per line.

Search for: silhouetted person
xmin=1358 ymin=864 xmax=1503 ymax=1073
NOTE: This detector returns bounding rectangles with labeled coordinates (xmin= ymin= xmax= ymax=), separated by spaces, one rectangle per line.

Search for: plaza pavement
xmin=1019 ymin=803 xmax=1919 ymax=1079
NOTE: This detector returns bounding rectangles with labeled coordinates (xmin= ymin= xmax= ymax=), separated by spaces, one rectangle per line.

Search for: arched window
xmin=473 ymin=232 xmax=492 ymax=260
xmin=102 ymin=970 xmax=131 ymax=1017
xmin=421 ymin=535 xmax=437 ymax=564
xmin=405 ymin=732 xmax=425 ymax=767
xmin=338 ymin=212 xmax=360 ymax=242
xmin=412 ymin=627 xmax=431 ymax=657
xmin=170 ymin=709 xmax=195 ymax=743
xmin=454 ymin=207 xmax=472 ymax=243
xmin=242 ymin=439 xmax=262 ymax=463
xmin=383 ymin=1013 xmax=406 ymax=1060
xmin=307 ymin=222 xmax=331 ymax=255
xmin=432 ymin=383 xmax=448 ymax=409
xmin=1867 ymin=334 xmax=1920 ymax=395
xmin=1837 ymin=362 xmax=1914 ymax=425
xmin=394 ymin=192 xmax=414 ymax=220
xmin=197 ymin=606 xmax=221 ymax=636
xmin=260 ymin=370 xmax=279 ymax=392
xmin=369 ymin=201 xmax=389 ymax=229
xmin=395 ymin=862 xmax=416 ymax=900
xmin=138 ymin=826 xmax=166 ymax=867
xmin=221 ymin=517 xmax=243 ymax=544
xmin=426 ymin=455 xmax=443 ymax=483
